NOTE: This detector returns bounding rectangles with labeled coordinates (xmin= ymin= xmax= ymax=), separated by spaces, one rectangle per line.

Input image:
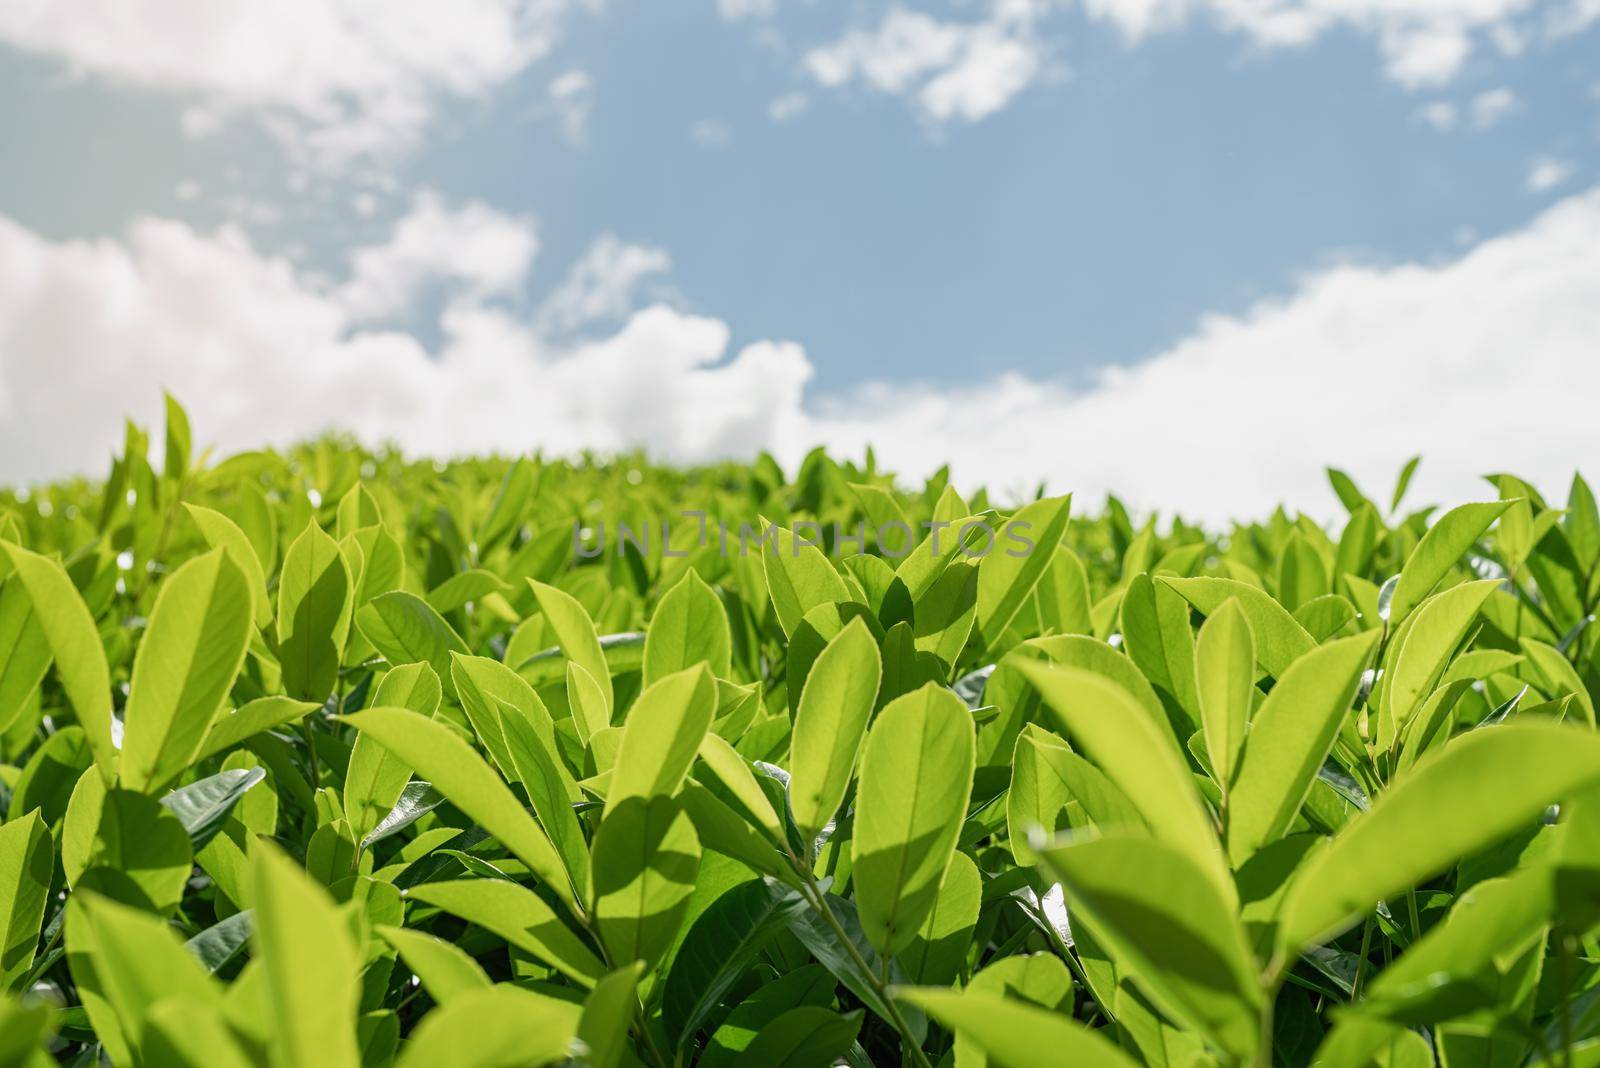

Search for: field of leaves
xmin=2 ymin=397 xmax=1600 ymax=1068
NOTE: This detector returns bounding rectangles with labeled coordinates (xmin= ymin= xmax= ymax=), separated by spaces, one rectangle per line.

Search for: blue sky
xmin=1 ymin=1 xmax=1597 ymax=517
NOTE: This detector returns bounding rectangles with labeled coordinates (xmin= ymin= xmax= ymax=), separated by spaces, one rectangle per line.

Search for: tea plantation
xmin=2 ymin=398 xmax=1598 ymax=1068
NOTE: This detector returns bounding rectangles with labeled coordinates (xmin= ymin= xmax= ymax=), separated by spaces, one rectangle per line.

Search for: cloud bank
xmin=2 ymin=188 xmax=1598 ymax=522
xmin=0 ymin=0 xmax=595 ymax=166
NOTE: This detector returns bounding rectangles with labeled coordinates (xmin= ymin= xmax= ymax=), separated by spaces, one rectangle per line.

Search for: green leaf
xmin=529 ymin=580 xmax=614 ymax=720
xmin=355 ymin=591 xmax=468 ymax=686
xmin=643 ymin=569 xmax=732 ymax=685
xmin=901 ymin=849 xmax=981 ymax=986
xmin=253 ymin=842 xmax=362 ymax=1068
xmin=1193 ymin=596 xmax=1255 ymax=791
xmin=490 ymin=694 xmax=589 ymax=898
xmin=0 ymin=575 xmax=51 ymax=739
xmin=194 ymin=695 xmax=320 ymax=763
xmin=425 ymin=570 xmax=513 ymax=614
xmin=376 ymin=925 xmax=491 ymax=1004
xmin=0 ymin=984 xmax=57 ymax=1064
xmin=1017 ymin=661 xmax=1232 ymax=898
xmin=694 ymin=733 xmax=785 ymax=845
xmin=1391 ymin=456 xmax=1422 ymax=513
xmin=477 ymin=457 xmax=535 ymax=548
xmin=1006 ymin=723 xmax=1142 ymax=864
xmin=701 ymin=965 xmax=836 ymax=1068
xmin=66 ymin=891 xmax=220 ymax=1065
xmin=1520 ymin=636 xmax=1597 ymax=726
xmin=183 ymin=910 xmax=253 ymax=974
xmin=591 ymin=794 xmax=702 ymax=971
xmin=788 ymin=617 xmax=882 ymax=842
xmin=897 ymin=988 xmax=1139 ymax=1068
xmin=159 ymin=767 xmax=265 ymax=851
xmin=0 ymin=811 xmax=51 ymax=992
xmin=1381 ymin=579 xmax=1498 ymax=747
xmin=276 ymin=520 xmax=353 ymax=703
xmin=393 ymin=985 xmax=580 ymax=1068
xmin=121 ymin=549 xmax=254 ymax=792
xmin=1036 ymin=832 xmax=1263 ymax=1059
xmin=0 ymin=543 xmax=115 ymax=779
xmin=976 ymin=494 xmax=1071 ymax=647
xmin=606 ymin=664 xmax=717 ymax=814
xmin=1388 ymin=501 xmax=1511 ymax=623
xmin=852 ymin=683 xmax=975 ymax=957
xmin=957 ymin=954 xmax=1075 ymax=1068
xmin=183 ymin=504 xmax=272 ymax=628
xmin=407 ymin=879 xmax=605 ymax=987
xmin=663 ymin=879 xmax=809 ymax=1046
xmin=62 ymin=773 xmax=192 ymax=914
xmin=338 ymin=707 xmax=577 ymax=913
xmin=760 ymin=521 xmax=852 ymax=637
xmin=162 ymin=391 xmax=191 ymax=481
xmin=345 ymin=662 xmax=437 ymax=842
xmin=361 ymin=781 xmax=443 ymax=847
xmin=1159 ymin=576 xmax=1316 ymax=678
xmin=567 ymin=661 xmax=611 ymax=744
xmin=1226 ymin=631 xmax=1379 ymax=863
xmin=736 ymin=1006 xmax=862 ymax=1068
xmin=576 ymin=963 xmax=645 ymax=1068
xmin=786 ymin=892 xmax=924 ymax=1040
xmin=142 ymin=998 xmax=254 ymax=1068
xmin=1278 ymin=723 xmax=1600 ymax=953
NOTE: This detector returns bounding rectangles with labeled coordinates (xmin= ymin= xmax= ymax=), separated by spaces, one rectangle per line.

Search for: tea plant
xmin=2 ymin=396 xmax=1599 ymax=1067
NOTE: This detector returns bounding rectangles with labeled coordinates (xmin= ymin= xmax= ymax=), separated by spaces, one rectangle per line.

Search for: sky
xmin=0 ymin=0 xmax=1597 ymax=521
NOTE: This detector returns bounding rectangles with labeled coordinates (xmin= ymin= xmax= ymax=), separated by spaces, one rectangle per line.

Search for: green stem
xmin=1405 ymin=889 xmax=1422 ymax=947
xmin=791 ymin=861 xmax=932 ymax=1068
xmin=1349 ymin=915 xmax=1376 ymax=1002
xmin=1561 ymin=931 xmax=1576 ymax=1068
xmin=633 ymin=999 xmax=671 ymax=1068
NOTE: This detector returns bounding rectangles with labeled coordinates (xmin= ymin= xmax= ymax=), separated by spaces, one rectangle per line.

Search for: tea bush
xmin=2 ymin=397 xmax=1599 ymax=1067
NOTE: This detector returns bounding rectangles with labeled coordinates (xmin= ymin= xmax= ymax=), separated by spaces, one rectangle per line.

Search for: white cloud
xmin=1081 ymin=0 xmax=1597 ymax=89
xmin=4 ymin=189 xmax=1600 ymax=522
xmin=1527 ymin=156 xmax=1575 ymax=191
xmin=338 ymin=192 xmax=538 ymax=320
xmin=718 ymin=0 xmax=777 ymax=18
xmin=537 ymin=234 xmax=673 ymax=334
xmin=0 ymin=0 xmax=594 ymax=167
xmin=767 ymin=91 xmax=810 ymax=122
xmin=547 ymin=69 xmax=594 ymax=144
xmin=689 ymin=118 xmax=731 ymax=146
xmin=1470 ymin=86 xmax=1518 ymax=128
xmin=0 ymin=210 xmax=808 ymax=483
xmin=803 ymin=5 xmax=1047 ymax=123
xmin=810 ymin=186 xmax=1600 ymax=518
xmin=1417 ymin=101 xmax=1458 ymax=131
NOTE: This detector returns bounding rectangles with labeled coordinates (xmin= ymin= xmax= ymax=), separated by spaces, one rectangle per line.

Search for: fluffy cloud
xmin=547 ymin=70 xmax=595 ymax=144
xmin=767 ymin=92 xmax=810 ymax=123
xmin=1471 ymin=87 xmax=1519 ymax=128
xmin=537 ymin=235 xmax=673 ymax=335
xmin=338 ymin=192 xmax=539 ymax=320
xmin=0 ymin=0 xmax=594 ymax=166
xmin=811 ymin=186 xmax=1600 ymax=518
xmin=0 ymin=208 xmax=808 ymax=483
xmin=1527 ymin=156 xmax=1576 ymax=191
xmin=3 ymin=189 xmax=1599 ymax=521
xmin=800 ymin=0 xmax=1598 ymax=123
xmin=803 ymin=5 xmax=1047 ymax=124
xmin=1078 ymin=0 xmax=1598 ymax=88
xmin=718 ymin=0 xmax=778 ymax=18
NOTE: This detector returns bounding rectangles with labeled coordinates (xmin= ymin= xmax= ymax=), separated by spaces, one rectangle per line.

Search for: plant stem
xmin=633 ymin=999 xmax=671 ymax=1068
xmin=791 ymin=862 xmax=932 ymax=1068
xmin=1349 ymin=915 xmax=1376 ymax=1002
xmin=1561 ymin=931 xmax=1576 ymax=1068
